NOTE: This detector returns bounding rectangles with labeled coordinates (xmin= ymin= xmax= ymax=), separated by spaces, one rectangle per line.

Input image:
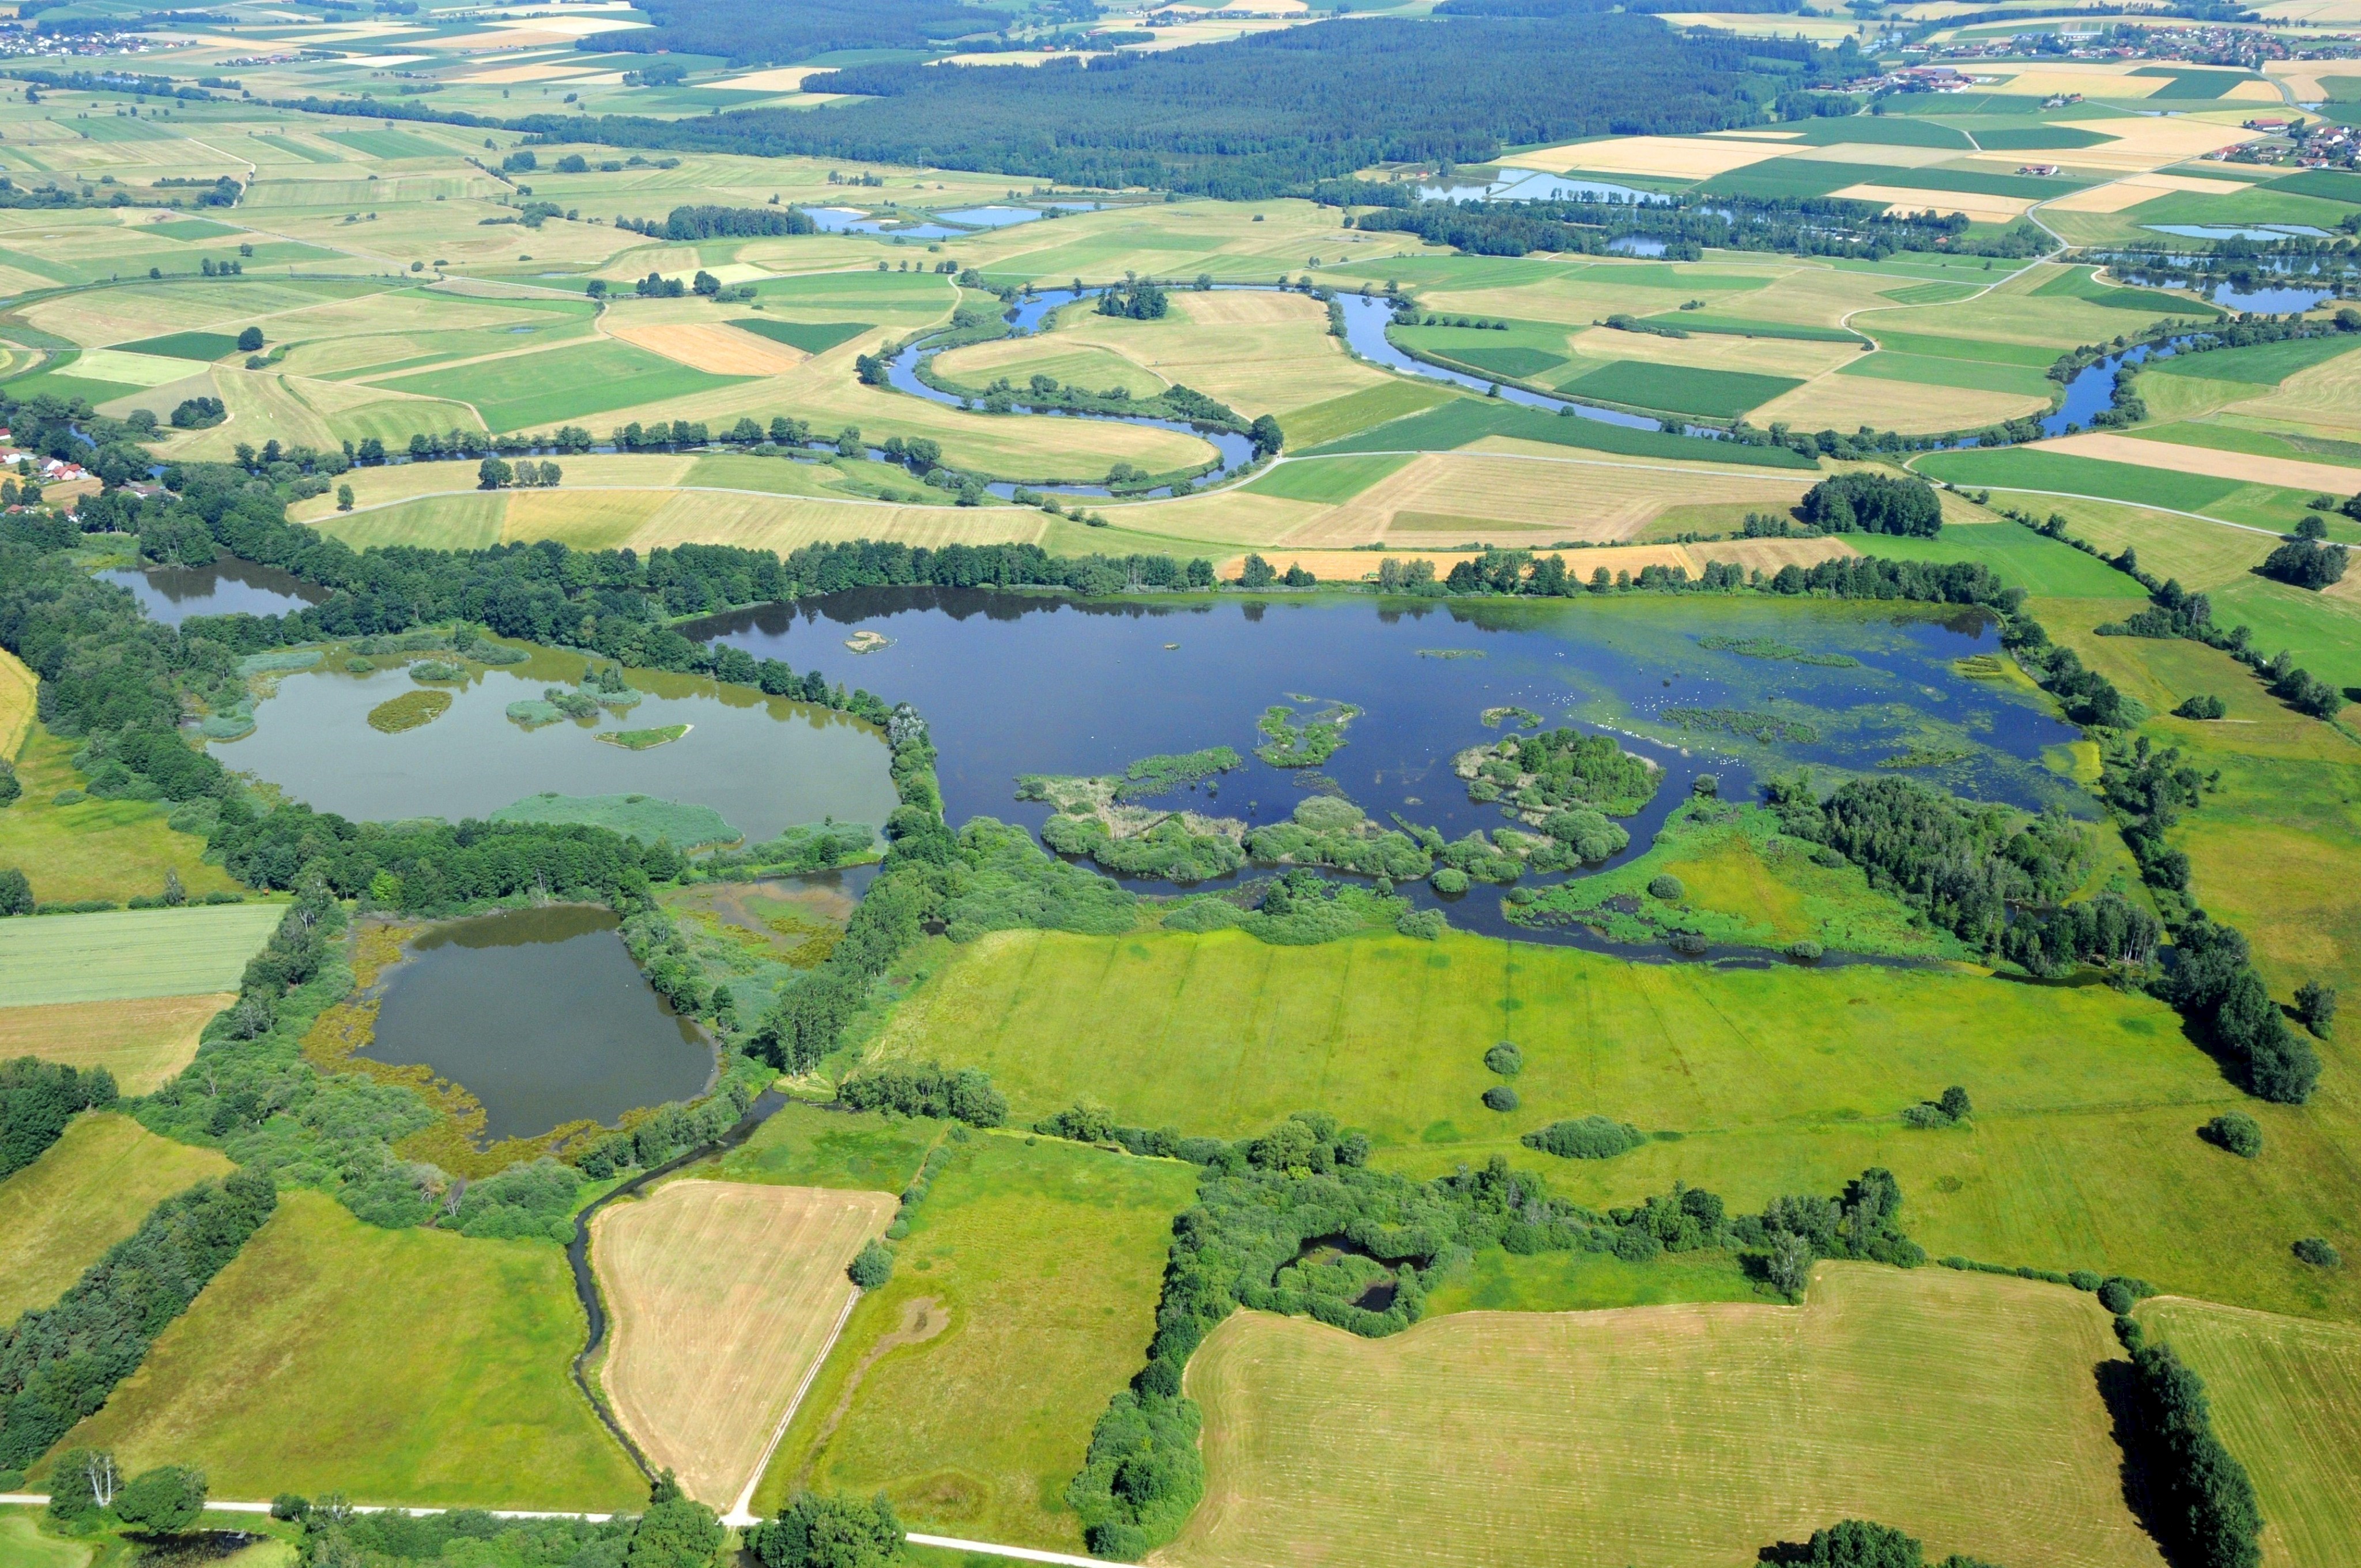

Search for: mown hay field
xmin=2139 ymin=1298 xmax=2361 ymax=1567
xmin=0 ymin=993 xmax=233 ymax=1094
xmin=752 ymin=1133 xmax=1194 ymax=1551
xmin=0 ymin=730 xmax=248 ymax=906
xmin=0 ymin=647 xmax=32 ymax=759
xmin=0 ymin=1113 xmax=232 ymax=1320
xmin=0 ymin=906 xmax=284 ymax=1007
xmin=593 ymin=1179 xmax=897 ymax=1508
xmin=56 ymin=1190 xmax=643 ymax=1508
xmin=1169 ymin=1264 xmax=2158 ymax=1568
xmin=876 ymin=926 xmax=2359 ymax=1320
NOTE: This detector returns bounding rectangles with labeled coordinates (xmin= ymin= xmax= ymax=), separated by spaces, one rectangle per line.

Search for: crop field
xmin=874 ymin=925 xmax=2358 ymax=1319
xmin=0 ymin=906 xmax=284 ymax=1007
xmin=1553 ymin=359 xmax=1803 ymax=419
xmin=0 ymin=993 xmax=237 ymax=1094
xmin=593 ymin=1180 xmax=898 ymax=1507
xmin=378 ymin=338 xmax=753 ymax=431
xmin=752 ymin=1134 xmax=1195 ymax=1550
xmin=2139 ymin=1299 xmax=2361 ymax=1566
xmin=1170 ymin=1264 xmax=2158 ymax=1568
xmin=0 ymin=1113 xmax=233 ymax=1322
xmin=56 ymin=1190 xmax=642 ymax=1509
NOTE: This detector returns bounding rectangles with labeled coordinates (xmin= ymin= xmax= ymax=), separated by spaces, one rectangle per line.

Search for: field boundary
xmin=722 ymin=1286 xmax=861 ymax=1526
xmin=0 ymin=1499 xmax=1130 ymax=1566
xmin=1895 ymin=470 xmax=2290 ymax=541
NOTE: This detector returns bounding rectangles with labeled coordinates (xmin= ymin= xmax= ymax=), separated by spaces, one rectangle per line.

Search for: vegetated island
xmin=365 ymin=689 xmax=452 ymax=734
xmin=1457 ymin=725 xmax=1661 ymax=820
xmin=1257 ymin=698 xmax=1361 ymax=767
xmin=1019 ymin=750 xmax=1248 ymax=883
xmin=597 ymin=724 xmax=692 ymax=751
xmin=1698 ymin=635 xmax=1861 ymax=669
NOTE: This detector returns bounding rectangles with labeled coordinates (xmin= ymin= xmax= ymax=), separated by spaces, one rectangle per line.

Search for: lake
xmin=216 ymin=647 xmax=900 ymax=843
xmin=688 ymin=589 xmax=2085 ymax=932
xmin=366 ymin=906 xmax=713 ymax=1140
xmin=99 ymin=557 xmax=329 ymax=626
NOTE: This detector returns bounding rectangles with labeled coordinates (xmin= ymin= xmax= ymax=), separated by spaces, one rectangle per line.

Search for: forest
xmin=580 ymin=0 xmax=994 ymax=67
xmin=521 ymin=16 xmax=1842 ymax=197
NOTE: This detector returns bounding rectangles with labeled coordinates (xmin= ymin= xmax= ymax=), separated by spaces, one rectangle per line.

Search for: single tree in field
xmin=1767 ymin=1230 xmax=1813 ymax=1299
xmin=115 ymin=1466 xmax=208 ymax=1533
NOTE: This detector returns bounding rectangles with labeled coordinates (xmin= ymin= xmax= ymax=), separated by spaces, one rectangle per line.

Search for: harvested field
xmin=604 ymin=321 xmax=808 ymax=377
xmin=2013 ymin=116 xmax=2258 ymax=172
xmin=2042 ymin=431 xmax=2361 ymax=494
xmin=0 ymin=646 xmax=32 ymax=757
xmin=2047 ymin=172 xmax=2253 ymax=213
xmin=1218 ymin=536 xmax=1851 ymax=582
xmin=0 ymin=992 xmax=234 ymax=1093
xmin=0 ymin=1112 xmax=232 ymax=1320
xmin=1166 ymin=1264 xmax=2163 ymax=1568
xmin=2226 ymin=345 xmax=2361 ymax=438
xmin=594 ymin=1180 xmax=897 ymax=1508
xmin=1755 ymin=375 xmax=2051 ymax=435
xmin=1838 ymin=186 xmax=2035 ymax=223
xmin=1518 ymin=136 xmax=1784 ymax=180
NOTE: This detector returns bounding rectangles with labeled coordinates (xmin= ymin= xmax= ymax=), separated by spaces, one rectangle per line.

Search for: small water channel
xmin=2041 ymin=336 xmax=2197 ymax=438
xmin=686 ymin=590 xmax=2084 ymax=948
xmin=214 ymin=651 xmax=900 ymax=843
xmin=366 ymin=906 xmax=714 ymax=1141
xmin=1417 ymin=168 xmax=1672 ymax=206
xmin=99 ymin=557 xmax=329 ymax=625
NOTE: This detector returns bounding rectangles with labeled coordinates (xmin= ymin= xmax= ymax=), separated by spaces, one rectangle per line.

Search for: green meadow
xmin=752 ymin=1133 xmax=1194 ymax=1550
xmin=1244 ymin=453 xmax=1413 ymax=503
xmin=379 ymin=340 xmax=752 ymax=431
xmin=56 ymin=1191 xmax=643 ymax=1509
xmin=0 ymin=905 xmax=285 ymax=1007
xmin=0 ymin=1114 xmax=232 ymax=1321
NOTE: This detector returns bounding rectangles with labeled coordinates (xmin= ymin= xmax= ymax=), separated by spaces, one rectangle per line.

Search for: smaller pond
xmin=935 ymin=205 xmax=1043 ymax=228
xmin=2143 ymin=223 xmax=2334 ymax=243
xmin=2212 ymin=281 xmax=2336 ymax=312
xmin=1417 ymin=168 xmax=1671 ymax=206
xmin=1608 ymin=236 xmax=1668 ymax=257
xmin=799 ymin=206 xmax=968 ymax=240
xmin=367 ymin=906 xmax=713 ymax=1141
xmin=217 ymin=648 xmax=900 ymax=843
xmin=98 ymin=557 xmax=329 ymax=625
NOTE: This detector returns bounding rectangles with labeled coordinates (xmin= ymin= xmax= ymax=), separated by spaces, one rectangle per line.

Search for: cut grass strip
xmin=1281 ymin=379 xmax=1455 ymax=451
xmin=1840 ymin=352 xmax=2056 ymax=398
xmin=1915 ymin=447 xmax=2245 ymax=512
xmin=729 ymin=318 xmax=872 ymax=355
xmin=110 ymin=331 xmax=240 ymax=362
xmin=0 ymin=905 xmax=284 ymax=1007
xmin=1302 ymin=397 xmax=1818 ymax=468
xmin=1554 ymin=359 xmax=1802 ymax=420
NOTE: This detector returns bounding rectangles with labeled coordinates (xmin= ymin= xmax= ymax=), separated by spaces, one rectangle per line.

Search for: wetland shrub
xmin=2201 ymin=1111 xmax=2262 ymax=1159
xmin=748 ymin=1492 xmax=903 ymax=1568
xmin=1484 ymin=1041 xmax=1522 ymax=1077
xmin=1521 ymin=1115 xmax=1645 ymax=1161
xmin=836 ymin=1062 xmax=1007 ymax=1129
xmin=2294 ymin=1237 xmax=2341 ymax=1269
xmin=1481 ymin=1084 xmax=1519 ymax=1113
xmin=450 ymin=1158 xmax=579 ymax=1242
xmin=1647 ymin=873 xmax=1684 ymax=901
xmin=0 ymin=1057 xmax=119 ymax=1181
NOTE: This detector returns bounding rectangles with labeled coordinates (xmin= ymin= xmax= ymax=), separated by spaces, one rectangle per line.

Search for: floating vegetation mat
xmin=367 ymin=689 xmax=453 ymax=734
xmin=1660 ymin=707 xmax=1820 ymax=745
xmin=1698 ymin=635 xmax=1860 ymax=668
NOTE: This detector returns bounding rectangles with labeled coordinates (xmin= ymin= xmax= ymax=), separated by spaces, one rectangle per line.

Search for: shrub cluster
xmin=838 ymin=1063 xmax=1007 ymax=1128
xmin=2110 ymin=1317 xmax=2264 ymax=1568
xmin=0 ymin=1058 xmax=118 ymax=1182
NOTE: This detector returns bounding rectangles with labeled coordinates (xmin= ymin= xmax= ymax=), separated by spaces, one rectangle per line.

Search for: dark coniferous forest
xmin=544 ymin=16 xmax=1839 ymax=197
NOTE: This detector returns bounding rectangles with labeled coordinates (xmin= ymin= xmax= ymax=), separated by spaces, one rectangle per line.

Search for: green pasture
xmin=1639 ymin=314 xmax=1862 ymax=343
xmin=0 ymin=730 xmax=246 ymax=907
xmin=1849 ymin=522 xmax=2148 ymax=598
xmin=1244 ymin=453 xmax=1413 ymax=503
xmin=1555 ymin=359 xmax=1801 ymax=420
xmin=1304 ymin=396 xmax=1818 ymax=466
xmin=0 ymin=904 xmax=284 ymax=1007
xmin=1704 ymin=159 xmax=2088 ymax=201
xmin=320 ymin=127 xmax=452 ymax=160
xmin=1840 ymin=352 xmax=2055 ymax=397
xmin=1877 ymin=281 xmax=1984 ymax=306
xmin=872 ymin=921 xmax=2359 ymax=1317
xmin=2128 ymin=184 xmax=2361 ymax=234
xmin=1779 ymin=117 xmax=1972 ymax=149
xmin=752 ymin=1133 xmax=1194 ymax=1550
xmin=379 ymin=340 xmax=752 ymax=431
xmin=140 ymin=219 xmax=239 ymax=243
xmin=56 ymin=1190 xmax=643 ymax=1509
xmin=2210 ymin=578 xmax=2361 ymax=695
xmin=730 ymin=317 xmax=872 ymax=355
xmin=2128 ymin=421 xmax=2361 ymax=476
xmin=2129 ymin=65 xmax=2251 ymax=99
xmin=2269 ymin=168 xmax=2361 ymax=205
xmin=1395 ymin=324 xmax=1567 ymax=382
xmin=0 ymin=1113 xmax=231 ymax=1321
xmin=112 ymin=330 xmax=240 ymax=361
xmin=2147 ymin=334 xmax=2360 ymax=389
xmin=1971 ymin=125 xmax=2118 ymax=150
xmin=752 ymin=270 xmax=953 ymax=314
xmin=2031 ymin=266 xmax=2219 ymax=318
xmin=707 ymin=1101 xmax=938 ymax=1193
xmin=1423 ymin=1239 xmax=1765 ymax=1316
xmin=1914 ymin=447 xmax=2243 ymax=512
